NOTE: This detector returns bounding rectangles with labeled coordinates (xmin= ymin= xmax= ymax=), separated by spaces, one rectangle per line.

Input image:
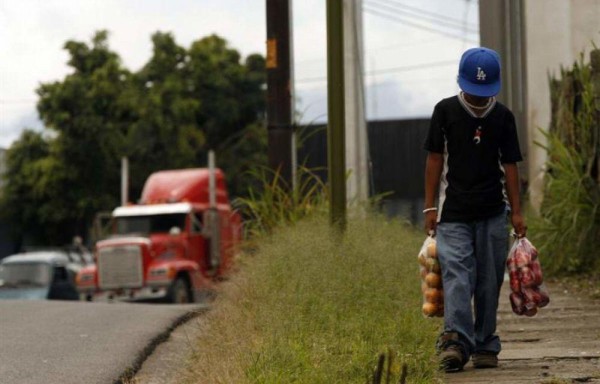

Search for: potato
xmin=427 ymin=242 xmax=437 ymax=259
xmin=425 ymin=272 xmax=442 ymax=289
xmin=422 ymin=302 xmax=438 ymax=317
xmin=424 ymin=288 xmax=442 ymax=304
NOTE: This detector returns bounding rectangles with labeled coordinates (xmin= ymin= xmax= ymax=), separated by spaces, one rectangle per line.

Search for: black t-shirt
xmin=424 ymin=95 xmax=523 ymax=222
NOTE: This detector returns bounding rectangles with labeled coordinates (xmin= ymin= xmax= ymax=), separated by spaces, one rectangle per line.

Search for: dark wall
xmin=297 ymin=118 xmax=430 ymax=224
xmin=297 ymin=118 xmax=430 ymax=198
xmin=368 ymin=119 xmax=429 ymax=199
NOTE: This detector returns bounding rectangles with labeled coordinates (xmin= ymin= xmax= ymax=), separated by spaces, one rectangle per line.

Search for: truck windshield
xmin=0 ymin=263 xmax=52 ymax=287
xmin=115 ymin=214 xmax=187 ymax=235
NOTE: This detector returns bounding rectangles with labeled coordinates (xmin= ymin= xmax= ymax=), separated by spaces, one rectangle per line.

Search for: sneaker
xmin=472 ymin=351 xmax=498 ymax=368
xmin=436 ymin=332 xmax=467 ymax=372
xmin=439 ymin=345 xmax=466 ymax=372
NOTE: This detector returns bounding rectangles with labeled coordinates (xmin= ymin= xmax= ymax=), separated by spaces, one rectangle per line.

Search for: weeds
xmin=180 ymin=215 xmax=441 ymax=383
xmin=530 ymin=49 xmax=600 ymax=275
xmin=177 ymin=148 xmax=441 ymax=382
xmin=530 ymin=130 xmax=600 ymax=274
xmin=233 ymin=165 xmax=328 ymax=238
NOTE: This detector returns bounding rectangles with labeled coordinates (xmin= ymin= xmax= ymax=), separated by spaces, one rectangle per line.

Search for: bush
xmin=530 ymin=49 xmax=600 ymax=274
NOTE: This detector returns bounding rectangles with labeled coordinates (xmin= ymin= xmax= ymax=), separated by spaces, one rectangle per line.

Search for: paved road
xmin=445 ymin=280 xmax=600 ymax=383
xmin=0 ymin=300 xmax=205 ymax=384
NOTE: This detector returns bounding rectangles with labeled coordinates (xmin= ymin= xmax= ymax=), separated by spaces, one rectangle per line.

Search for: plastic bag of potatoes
xmin=417 ymin=235 xmax=443 ymax=317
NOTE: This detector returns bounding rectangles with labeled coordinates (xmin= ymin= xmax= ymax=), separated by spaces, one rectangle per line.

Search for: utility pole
xmin=266 ymin=0 xmax=293 ymax=185
xmin=327 ymin=0 xmax=347 ymax=230
xmin=121 ymin=156 xmax=129 ymax=206
xmin=343 ymin=0 xmax=369 ymax=205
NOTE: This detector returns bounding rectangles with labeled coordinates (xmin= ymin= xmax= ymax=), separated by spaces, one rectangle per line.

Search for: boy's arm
xmin=424 ymin=152 xmax=443 ymax=234
xmin=504 ymin=163 xmax=527 ymax=237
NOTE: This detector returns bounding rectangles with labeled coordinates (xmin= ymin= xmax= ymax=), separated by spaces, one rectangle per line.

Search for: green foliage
xmin=530 ymin=50 xmax=600 ymax=274
xmin=216 ymin=122 xmax=268 ymax=198
xmin=530 ymin=131 xmax=600 ymax=273
xmin=181 ymin=216 xmax=441 ymax=383
xmin=0 ymin=131 xmax=51 ymax=242
xmin=0 ymin=30 xmax=266 ymax=245
xmin=233 ymin=166 xmax=329 ymax=238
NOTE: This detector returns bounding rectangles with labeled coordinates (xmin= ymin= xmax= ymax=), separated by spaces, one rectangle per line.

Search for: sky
xmin=0 ymin=0 xmax=479 ymax=149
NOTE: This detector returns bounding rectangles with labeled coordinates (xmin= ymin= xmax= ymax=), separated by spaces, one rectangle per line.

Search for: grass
xmin=177 ymin=214 xmax=442 ymax=383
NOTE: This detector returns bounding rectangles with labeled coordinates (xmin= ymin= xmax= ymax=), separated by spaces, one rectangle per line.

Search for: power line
xmin=367 ymin=59 xmax=456 ymax=76
xmin=363 ymin=6 xmax=479 ymax=44
xmin=296 ymin=59 xmax=456 ymax=84
xmin=371 ymin=0 xmax=478 ymax=30
xmin=297 ymin=39 xmax=459 ymax=66
xmin=365 ymin=76 xmax=451 ymax=87
xmin=369 ymin=38 xmax=457 ymax=53
xmin=366 ymin=0 xmax=479 ymax=34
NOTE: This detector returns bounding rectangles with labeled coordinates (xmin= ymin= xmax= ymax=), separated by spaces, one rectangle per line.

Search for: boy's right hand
xmin=424 ymin=211 xmax=437 ymax=235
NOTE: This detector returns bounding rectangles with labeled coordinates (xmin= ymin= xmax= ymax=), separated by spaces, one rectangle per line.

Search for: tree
xmin=0 ymin=31 xmax=266 ymax=245
xmin=0 ymin=130 xmax=53 ymax=244
xmin=126 ymin=32 xmax=206 ymax=196
xmin=33 ymin=30 xmax=130 ymax=244
xmin=130 ymin=33 xmax=267 ymax=197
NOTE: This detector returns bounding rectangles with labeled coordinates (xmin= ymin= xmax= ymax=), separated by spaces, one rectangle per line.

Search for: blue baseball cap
xmin=457 ymin=47 xmax=501 ymax=97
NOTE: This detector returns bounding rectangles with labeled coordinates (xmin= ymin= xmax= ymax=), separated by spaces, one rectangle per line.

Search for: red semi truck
xmin=75 ymin=167 xmax=242 ymax=303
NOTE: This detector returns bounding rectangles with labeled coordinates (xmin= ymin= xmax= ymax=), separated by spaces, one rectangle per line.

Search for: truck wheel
xmin=167 ymin=277 xmax=192 ymax=304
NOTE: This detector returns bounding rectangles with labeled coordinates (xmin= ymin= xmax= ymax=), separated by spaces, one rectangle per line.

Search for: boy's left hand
xmin=511 ymin=212 xmax=527 ymax=237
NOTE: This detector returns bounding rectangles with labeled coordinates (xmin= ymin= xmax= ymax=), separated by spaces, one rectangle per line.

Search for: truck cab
xmin=76 ymin=168 xmax=242 ymax=303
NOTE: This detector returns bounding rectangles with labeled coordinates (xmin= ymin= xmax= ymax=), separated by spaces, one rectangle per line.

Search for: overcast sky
xmin=0 ymin=0 xmax=478 ymax=149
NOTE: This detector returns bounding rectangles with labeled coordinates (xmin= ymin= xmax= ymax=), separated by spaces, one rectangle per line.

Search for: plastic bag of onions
xmin=506 ymin=236 xmax=550 ymax=316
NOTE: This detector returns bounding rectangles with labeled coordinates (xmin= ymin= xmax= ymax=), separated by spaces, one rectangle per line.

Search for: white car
xmin=0 ymin=251 xmax=83 ymax=300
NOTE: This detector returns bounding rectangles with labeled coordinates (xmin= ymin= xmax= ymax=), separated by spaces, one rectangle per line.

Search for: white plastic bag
xmin=418 ymin=235 xmax=443 ymax=317
xmin=506 ymin=236 xmax=550 ymax=316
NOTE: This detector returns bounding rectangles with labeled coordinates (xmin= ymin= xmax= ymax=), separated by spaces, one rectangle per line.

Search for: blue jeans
xmin=436 ymin=211 xmax=508 ymax=357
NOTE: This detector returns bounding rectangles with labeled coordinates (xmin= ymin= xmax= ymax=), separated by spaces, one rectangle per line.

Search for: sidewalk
xmin=445 ymin=280 xmax=600 ymax=383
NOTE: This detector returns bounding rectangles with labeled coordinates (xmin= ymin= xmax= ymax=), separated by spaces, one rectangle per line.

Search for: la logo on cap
xmin=457 ymin=47 xmax=501 ymax=97
xmin=476 ymin=67 xmax=486 ymax=81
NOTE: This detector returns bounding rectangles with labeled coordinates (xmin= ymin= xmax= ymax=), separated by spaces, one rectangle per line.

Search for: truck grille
xmin=98 ymin=245 xmax=143 ymax=289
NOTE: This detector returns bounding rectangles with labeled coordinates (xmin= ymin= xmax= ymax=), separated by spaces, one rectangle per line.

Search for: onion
xmin=520 ymin=266 xmax=536 ymax=288
xmin=510 ymin=292 xmax=526 ymax=315
xmin=531 ymin=259 xmax=543 ymax=286
xmin=524 ymin=306 xmax=538 ymax=317
xmin=535 ymin=286 xmax=550 ymax=308
xmin=514 ymin=249 xmax=531 ymax=268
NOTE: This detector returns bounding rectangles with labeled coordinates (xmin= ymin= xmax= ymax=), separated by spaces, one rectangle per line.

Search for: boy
xmin=423 ymin=47 xmax=526 ymax=372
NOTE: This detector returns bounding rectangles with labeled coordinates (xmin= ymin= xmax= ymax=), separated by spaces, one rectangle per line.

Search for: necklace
xmin=460 ymin=92 xmax=494 ymax=110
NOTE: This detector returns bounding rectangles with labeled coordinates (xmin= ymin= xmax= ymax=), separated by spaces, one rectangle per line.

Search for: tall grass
xmin=179 ymin=215 xmax=442 ymax=383
xmin=529 ymin=131 xmax=600 ymax=274
xmin=529 ymin=50 xmax=600 ymax=274
xmin=233 ymin=165 xmax=329 ymax=238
